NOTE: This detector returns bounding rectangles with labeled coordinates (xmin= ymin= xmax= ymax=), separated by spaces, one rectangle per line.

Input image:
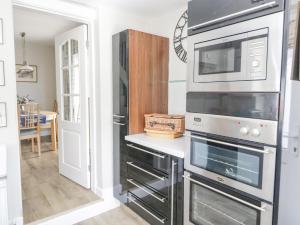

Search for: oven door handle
xmin=187 ymin=134 xmax=272 ymax=154
xmin=183 ymin=174 xmax=267 ymax=212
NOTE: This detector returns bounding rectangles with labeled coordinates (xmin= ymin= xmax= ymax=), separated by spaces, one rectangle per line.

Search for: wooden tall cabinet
xmin=113 ymin=29 xmax=169 ymax=203
xmin=128 ymin=30 xmax=169 ymax=134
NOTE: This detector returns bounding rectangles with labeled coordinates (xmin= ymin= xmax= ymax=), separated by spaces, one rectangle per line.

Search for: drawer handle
xmin=127 ymin=179 xmax=166 ymax=203
xmin=127 ymin=195 xmax=166 ymax=224
xmin=127 ymin=144 xmax=166 ymax=158
xmin=127 ymin=161 xmax=165 ymax=181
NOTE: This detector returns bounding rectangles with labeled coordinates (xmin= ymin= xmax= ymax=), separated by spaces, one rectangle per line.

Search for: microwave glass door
xmin=190 ymin=137 xmax=263 ymax=188
xmin=196 ymin=40 xmax=242 ymax=75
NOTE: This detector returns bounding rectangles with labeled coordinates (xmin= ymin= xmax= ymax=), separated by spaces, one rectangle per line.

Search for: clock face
xmin=173 ymin=10 xmax=188 ymax=63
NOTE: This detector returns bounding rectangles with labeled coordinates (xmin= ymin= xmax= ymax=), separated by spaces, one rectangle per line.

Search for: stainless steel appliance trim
xmin=188 ymin=1 xmax=277 ymax=30
xmin=127 ymin=144 xmax=166 ymax=158
xmin=170 ymin=160 xmax=177 ymax=225
xmin=127 ymin=195 xmax=166 ymax=224
xmin=127 ymin=161 xmax=166 ymax=181
xmin=183 ymin=174 xmax=266 ymax=212
xmin=127 ymin=178 xmax=166 ymax=203
xmin=113 ymin=114 xmax=125 ymax=118
xmin=194 ymin=28 xmax=268 ymax=49
xmin=185 ymin=113 xmax=278 ymax=146
xmin=186 ymin=134 xmax=272 ymax=154
xmin=113 ymin=121 xmax=126 ymax=126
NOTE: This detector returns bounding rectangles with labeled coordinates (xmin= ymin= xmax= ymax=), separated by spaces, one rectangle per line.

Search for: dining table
xmin=40 ymin=111 xmax=57 ymax=151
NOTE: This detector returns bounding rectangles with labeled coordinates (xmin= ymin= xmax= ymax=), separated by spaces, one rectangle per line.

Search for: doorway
xmin=13 ymin=6 xmax=99 ymax=224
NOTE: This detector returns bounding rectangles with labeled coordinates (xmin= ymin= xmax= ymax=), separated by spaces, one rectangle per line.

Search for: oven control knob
xmin=240 ymin=127 xmax=249 ymax=135
xmin=251 ymin=129 xmax=261 ymax=137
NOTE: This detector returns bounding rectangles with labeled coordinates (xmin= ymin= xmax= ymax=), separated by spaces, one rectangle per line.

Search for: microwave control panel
xmin=247 ymin=37 xmax=268 ymax=80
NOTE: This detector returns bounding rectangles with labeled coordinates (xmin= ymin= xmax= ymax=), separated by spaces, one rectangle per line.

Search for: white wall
xmin=95 ymin=3 xmax=188 ymax=195
xmin=96 ymin=4 xmax=152 ymax=194
xmin=149 ymin=6 xmax=188 ymax=115
xmin=0 ymin=0 xmax=23 ymax=224
xmin=15 ymin=41 xmax=56 ymax=110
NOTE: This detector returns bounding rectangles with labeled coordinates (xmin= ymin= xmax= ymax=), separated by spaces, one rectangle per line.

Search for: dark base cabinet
xmin=125 ymin=142 xmax=184 ymax=225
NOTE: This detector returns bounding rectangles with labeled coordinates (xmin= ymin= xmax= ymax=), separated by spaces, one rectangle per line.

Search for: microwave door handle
xmin=188 ymin=1 xmax=277 ymax=31
xmin=183 ymin=174 xmax=267 ymax=212
xmin=186 ymin=134 xmax=271 ymax=154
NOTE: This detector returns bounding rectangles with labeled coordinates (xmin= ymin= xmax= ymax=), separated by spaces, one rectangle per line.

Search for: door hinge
xmin=86 ymin=40 xmax=89 ymax=48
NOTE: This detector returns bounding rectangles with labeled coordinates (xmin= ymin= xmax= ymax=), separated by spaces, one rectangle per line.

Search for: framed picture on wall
xmin=0 ymin=19 xmax=3 ymax=44
xmin=16 ymin=64 xmax=38 ymax=82
xmin=0 ymin=102 xmax=7 ymax=128
xmin=0 ymin=60 xmax=4 ymax=86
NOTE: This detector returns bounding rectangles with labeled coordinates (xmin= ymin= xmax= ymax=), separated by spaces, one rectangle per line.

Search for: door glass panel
xmin=190 ymin=181 xmax=259 ymax=225
xmin=64 ymin=96 xmax=80 ymax=123
xmin=71 ymin=39 xmax=79 ymax=66
xmin=63 ymin=69 xmax=70 ymax=94
xmin=71 ymin=66 xmax=80 ymax=94
xmin=196 ymin=40 xmax=241 ymax=75
xmin=62 ymin=41 xmax=69 ymax=67
xmin=191 ymin=138 xmax=262 ymax=188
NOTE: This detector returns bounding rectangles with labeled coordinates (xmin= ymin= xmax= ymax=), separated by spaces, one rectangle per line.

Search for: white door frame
xmin=12 ymin=0 xmax=99 ymax=194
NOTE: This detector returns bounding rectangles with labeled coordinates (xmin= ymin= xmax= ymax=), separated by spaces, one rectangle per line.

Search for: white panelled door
xmin=55 ymin=25 xmax=90 ymax=189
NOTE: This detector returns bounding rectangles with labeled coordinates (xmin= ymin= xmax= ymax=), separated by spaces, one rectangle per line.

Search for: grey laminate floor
xmin=76 ymin=206 xmax=149 ymax=225
xmin=21 ymin=142 xmax=100 ymax=224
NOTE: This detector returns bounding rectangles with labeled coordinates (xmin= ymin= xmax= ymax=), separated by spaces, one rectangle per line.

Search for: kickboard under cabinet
xmin=125 ymin=141 xmax=184 ymax=225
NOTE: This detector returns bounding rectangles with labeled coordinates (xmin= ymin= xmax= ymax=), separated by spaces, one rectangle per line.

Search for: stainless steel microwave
xmin=187 ymin=12 xmax=284 ymax=92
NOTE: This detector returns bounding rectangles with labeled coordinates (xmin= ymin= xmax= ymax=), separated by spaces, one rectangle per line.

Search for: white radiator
xmin=0 ymin=144 xmax=8 ymax=225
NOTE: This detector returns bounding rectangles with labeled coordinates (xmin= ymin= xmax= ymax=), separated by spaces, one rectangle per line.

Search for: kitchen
xmin=0 ymin=0 xmax=300 ymax=225
xmin=112 ymin=0 xmax=295 ymax=225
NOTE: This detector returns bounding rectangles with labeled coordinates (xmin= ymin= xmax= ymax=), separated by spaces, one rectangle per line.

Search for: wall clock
xmin=173 ymin=10 xmax=188 ymax=63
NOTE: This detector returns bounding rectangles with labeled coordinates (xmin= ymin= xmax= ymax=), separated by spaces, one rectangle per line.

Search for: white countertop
xmin=125 ymin=133 xmax=187 ymax=158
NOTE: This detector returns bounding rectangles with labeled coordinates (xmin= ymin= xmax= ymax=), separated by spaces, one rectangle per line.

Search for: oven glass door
xmin=190 ymin=136 xmax=263 ymax=188
xmin=184 ymin=172 xmax=273 ymax=225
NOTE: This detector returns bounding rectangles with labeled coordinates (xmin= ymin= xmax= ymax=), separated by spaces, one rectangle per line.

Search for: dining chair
xmin=18 ymin=103 xmax=41 ymax=157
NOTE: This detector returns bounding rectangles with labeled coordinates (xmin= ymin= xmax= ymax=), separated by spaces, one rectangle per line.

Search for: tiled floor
xmin=21 ymin=141 xmax=100 ymax=224
xmin=76 ymin=206 xmax=149 ymax=225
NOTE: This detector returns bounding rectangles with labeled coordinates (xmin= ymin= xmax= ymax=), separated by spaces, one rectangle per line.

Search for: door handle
xmin=113 ymin=121 xmax=126 ymax=126
xmin=113 ymin=114 xmax=125 ymax=118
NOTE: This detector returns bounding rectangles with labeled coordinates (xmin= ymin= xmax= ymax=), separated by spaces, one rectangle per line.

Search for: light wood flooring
xmin=76 ymin=206 xmax=149 ymax=225
xmin=21 ymin=141 xmax=100 ymax=224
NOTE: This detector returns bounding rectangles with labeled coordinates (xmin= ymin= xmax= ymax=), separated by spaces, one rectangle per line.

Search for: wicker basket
xmin=144 ymin=114 xmax=185 ymax=135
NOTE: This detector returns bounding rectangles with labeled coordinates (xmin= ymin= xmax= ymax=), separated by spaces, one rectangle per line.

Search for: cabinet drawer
xmin=127 ymin=161 xmax=169 ymax=196
xmin=127 ymin=143 xmax=170 ymax=173
xmin=127 ymin=178 xmax=168 ymax=216
xmin=127 ymin=192 xmax=168 ymax=225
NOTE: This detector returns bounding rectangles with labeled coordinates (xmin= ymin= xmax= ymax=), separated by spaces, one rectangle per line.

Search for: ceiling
xmin=68 ymin=0 xmax=187 ymax=17
xmin=13 ymin=6 xmax=81 ymax=45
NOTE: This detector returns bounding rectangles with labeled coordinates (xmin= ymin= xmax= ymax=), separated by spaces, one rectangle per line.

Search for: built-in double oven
xmin=184 ymin=91 xmax=280 ymax=225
